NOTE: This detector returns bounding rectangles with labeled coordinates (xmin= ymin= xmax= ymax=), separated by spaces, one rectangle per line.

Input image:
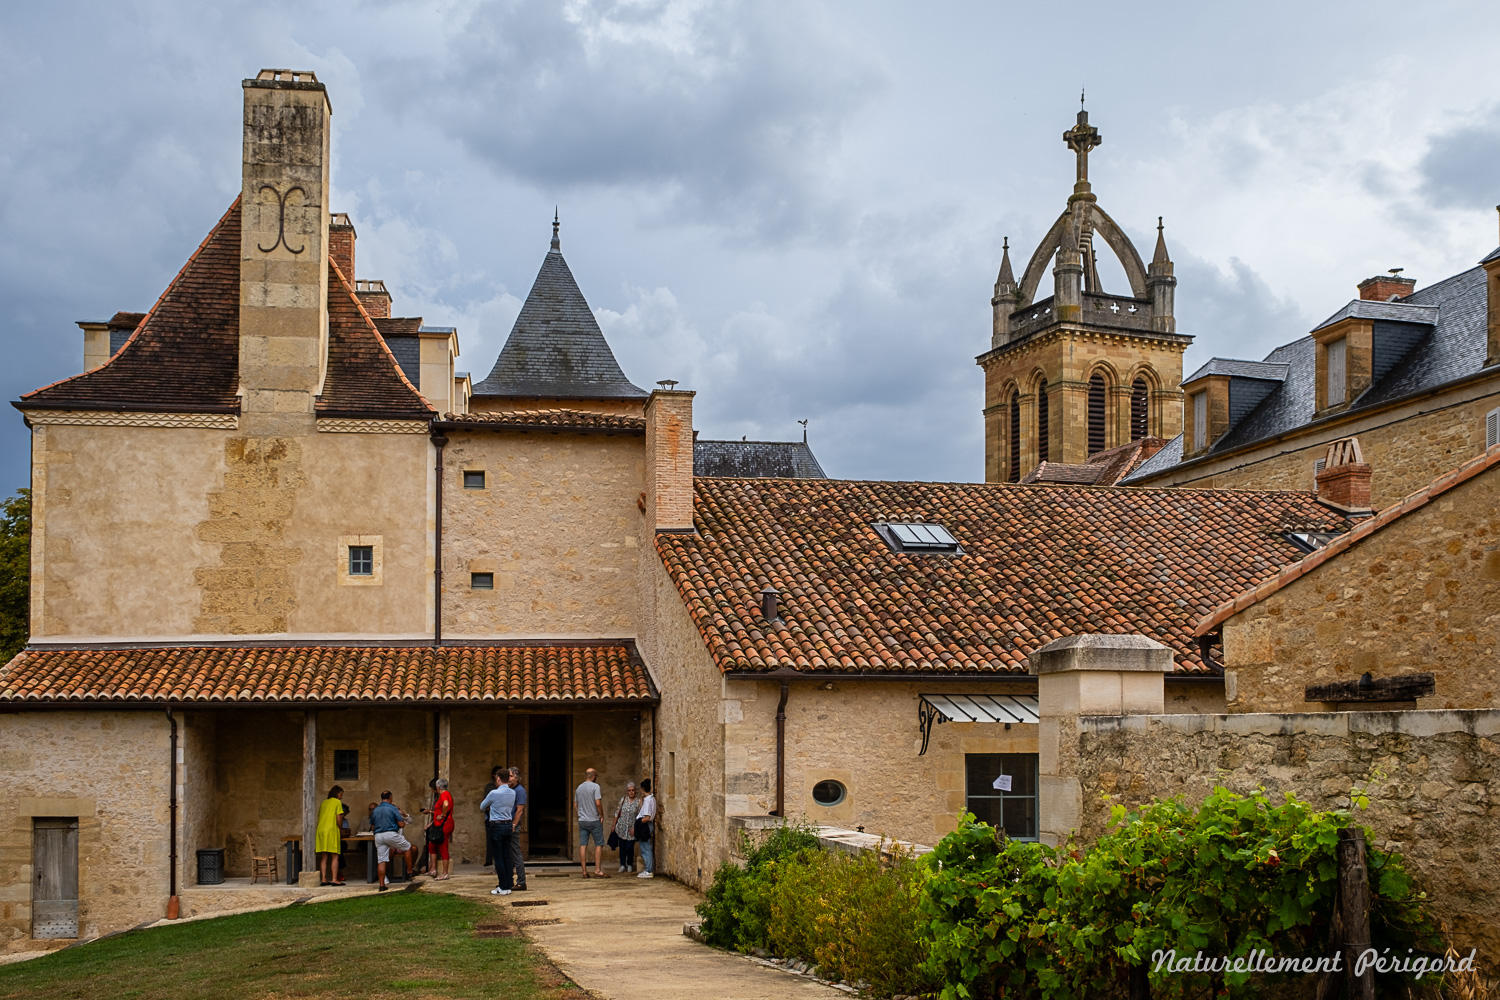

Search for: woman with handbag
xmin=423 ymin=777 xmax=455 ymax=880
xmin=613 ymin=782 xmax=641 ymax=873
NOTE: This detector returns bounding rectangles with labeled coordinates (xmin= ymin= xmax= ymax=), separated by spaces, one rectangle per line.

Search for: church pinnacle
xmin=1062 ymin=101 xmax=1102 ymax=200
xmin=551 ymin=207 xmax=560 ymax=251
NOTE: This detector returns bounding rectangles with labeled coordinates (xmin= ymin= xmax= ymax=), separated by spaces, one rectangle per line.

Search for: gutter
xmin=431 ymin=429 xmax=448 ymax=647
xmin=166 ymin=708 xmax=179 ymax=920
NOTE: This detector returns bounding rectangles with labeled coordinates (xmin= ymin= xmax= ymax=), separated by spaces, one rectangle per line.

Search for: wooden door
xmin=33 ymin=818 xmax=79 ymax=939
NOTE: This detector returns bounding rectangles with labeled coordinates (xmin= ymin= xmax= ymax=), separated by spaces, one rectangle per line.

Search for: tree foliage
xmin=0 ymin=489 xmax=29 ymax=663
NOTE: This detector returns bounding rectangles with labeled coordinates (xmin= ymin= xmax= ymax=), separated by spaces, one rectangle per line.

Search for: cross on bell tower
xmin=1063 ymin=94 xmax=1102 ymax=199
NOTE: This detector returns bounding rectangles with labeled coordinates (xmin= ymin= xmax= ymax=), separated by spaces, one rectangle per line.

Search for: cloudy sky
xmin=3 ymin=0 xmax=1499 ymax=493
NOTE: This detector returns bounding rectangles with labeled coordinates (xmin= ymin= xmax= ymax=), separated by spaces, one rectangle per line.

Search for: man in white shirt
xmin=636 ymin=778 xmax=656 ymax=878
xmin=575 ymin=767 xmax=606 ymax=877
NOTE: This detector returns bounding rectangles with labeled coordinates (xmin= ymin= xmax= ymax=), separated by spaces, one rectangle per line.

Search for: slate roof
xmin=1125 ymin=262 xmax=1497 ymax=481
xmin=1197 ymin=443 xmax=1500 ymax=635
xmin=0 ymin=643 xmax=655 ymax=704
xmin=1183 ymin=359 xmax=1290 ymax=383
xmin=17 ymin=198 xmax=433 ymax=420
xmin=437 ymin=408 xmax=645 ymax=434
xmin=694 ymin=440 xmax=827 ymax=479
xmin=472 ymin=241 xmax=647 ymax=400
xmin=1310 ymin=298 xmax=1439 ymax=331
xmin=656 ymin=478 xmax=1352 ymax=675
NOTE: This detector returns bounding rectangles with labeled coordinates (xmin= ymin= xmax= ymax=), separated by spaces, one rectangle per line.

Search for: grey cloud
xmin=1418 ymin=106 xmax=1500 ymax=210
xmin=1174 ymin=252 xmax=1311 ymax=369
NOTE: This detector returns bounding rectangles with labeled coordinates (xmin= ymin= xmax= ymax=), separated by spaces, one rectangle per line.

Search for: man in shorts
xmin=371 ymin=790 xmax=415 ymax=891
xmin=575 ymin=767 xmax=606 ymax=877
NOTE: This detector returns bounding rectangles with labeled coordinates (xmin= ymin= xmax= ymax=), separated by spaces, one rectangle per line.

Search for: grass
xmin=0 ymin=891 xmax=588 ymax=1000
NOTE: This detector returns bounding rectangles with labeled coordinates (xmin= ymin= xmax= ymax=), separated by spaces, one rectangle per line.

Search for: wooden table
xmin=284 ymin=834 xmax=381 ymax=884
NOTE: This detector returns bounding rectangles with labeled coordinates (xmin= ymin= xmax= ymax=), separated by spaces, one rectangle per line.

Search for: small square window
xmin=348 ymin=545 xmax=374 ymax=576
xmin=463 ymin=470 xmax=486 ymax=489
xmin=333 ymin=749 xmax=359 ymax=781
xmin=471 ymin=572 xmax=494 ymax=590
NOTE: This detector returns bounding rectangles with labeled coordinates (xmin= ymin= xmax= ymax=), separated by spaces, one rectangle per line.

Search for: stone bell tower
xmin=978 ymin=103 xmax=1190 ymax=483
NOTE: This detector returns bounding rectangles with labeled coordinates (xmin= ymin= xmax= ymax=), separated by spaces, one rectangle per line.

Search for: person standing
xmin=613 ymin=782 xmax=641 ymax=873
xmin=371 ymin=790 xmax=415 ymax=892
xmin=636 ymin=778 xmax=656 ymax=879
xmin=479 ymin=773 xmax=518 ymax=896
xmin=314 ymin=785 xmax=346 ymax=886
xmin=479 ymin=766 xmax=501 ymax=867
xmin=506 ymin=767 xmax=528 ymax=891
xmin=424 ymin=777 xmax=455 ymax=880
xmin=575 ymin=767 xmax=606 ymax=877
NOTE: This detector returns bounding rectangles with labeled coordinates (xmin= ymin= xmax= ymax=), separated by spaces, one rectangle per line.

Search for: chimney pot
xmin=1315 ymin=437 xmax=1373 ymax=513
xmin=329 ymin=213 xmax=356 ymax=281
xmin=760 ymin=585 xmax=781 ymax=623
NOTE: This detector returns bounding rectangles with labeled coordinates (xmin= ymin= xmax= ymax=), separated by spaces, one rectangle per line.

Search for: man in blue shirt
xmin=371 ymin=790 xmax=415 ymax=891
xmin=506 ymin=766 xmax=528 ymax=891
xmin=478 ymin=770 xmax=519 ymax=896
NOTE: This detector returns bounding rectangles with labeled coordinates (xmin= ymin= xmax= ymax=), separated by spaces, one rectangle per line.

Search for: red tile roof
xmin=657 ymin=479 xmax=1353 ymax=675
xmin=17 ymin=199 xmax=433 ymax=420
xmin=437 ymin=409 xmax=646 ymax=434
xmin=1196 ymin=443 xmax=1500 ymax=635
xmin=0 ymin=643 xmax=655 ymax=705
xmin=1020 ymin=439 xmax=1168 ymax=487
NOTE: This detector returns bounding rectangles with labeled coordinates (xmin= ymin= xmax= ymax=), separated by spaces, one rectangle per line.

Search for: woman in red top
xmin=427 ymin=777 xmax=455 ymax=880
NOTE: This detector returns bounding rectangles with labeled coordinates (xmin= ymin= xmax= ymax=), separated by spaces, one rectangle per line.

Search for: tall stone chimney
xmin=329 ymin=212 xmax=355 ymax=280
xmin=1315 ymin=436 xmax=1372 ymax=513
xmin=239 ymin=69 xmax=331 ymax=431
xmin=645 ymin=388 xmax=696 ymax=532
xmin=1357 ymin=274 xmax=1415 ymax=302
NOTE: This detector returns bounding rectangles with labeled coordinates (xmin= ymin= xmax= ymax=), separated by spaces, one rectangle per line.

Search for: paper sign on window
xmin=992 ymin=774 xmax=1012 ymax=791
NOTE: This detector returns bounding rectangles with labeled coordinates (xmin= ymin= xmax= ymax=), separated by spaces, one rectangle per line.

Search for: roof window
xmin=1285 ymin=531 xmax=1342 ymax=553
xmin=874 ymin=521 xmax=962 ymax=554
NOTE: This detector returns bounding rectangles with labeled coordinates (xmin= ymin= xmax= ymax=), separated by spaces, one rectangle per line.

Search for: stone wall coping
xmin=1077 ymin=708 xmax=1500 ymax=739
xmin=725 ymin=816 xmax=932 ymax=856
xmin=1028 ymin=633 xmax=1174 ymax=675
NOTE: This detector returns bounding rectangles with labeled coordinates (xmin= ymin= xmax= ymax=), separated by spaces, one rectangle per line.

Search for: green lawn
xmin=0 ymin=891 xmax=587 ymax=1000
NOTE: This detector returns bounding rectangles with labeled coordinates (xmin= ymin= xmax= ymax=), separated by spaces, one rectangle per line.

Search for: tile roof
xmin=1196 ymin=443 xmax=1500 ymax=635
xmin=374 ymin=317 xmax=423 ymax=339
xmin=1020 ymin=439 xmax=1167 ymax=487
xmin=17 ymin=199 xmax=433 ymax=420
xmin=657 ymin=478 xmax=1352 ymax=676
xmin=437 ymin=409 xmax=645 ymax=434
xmin=0 ymin=643 xmax=656 ymax=705
xmin=472 ymin=240 xmax=647 ymax=400
xmin=694 ymin=440 xmax=828 ymax=478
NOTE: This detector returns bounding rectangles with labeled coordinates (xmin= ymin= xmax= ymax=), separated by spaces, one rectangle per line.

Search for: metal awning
xmin=917 ymin=693 xmax=1040 ymax=755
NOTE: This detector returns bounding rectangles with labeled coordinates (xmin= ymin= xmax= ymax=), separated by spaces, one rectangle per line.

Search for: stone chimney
xmin=645 ymin=388 xmax=695 ymax=532
xmin=239 ymin=69 xmax=332 ymax=431
xmin=1485 ymin=209 xmax=1500 ymax=368
xmin=329 ymin=213 xmax=355 ymax=280
xmin=1315 ymin=436 xmax=1373 ymax=513
xmin=1357 ymin=273 xmax=1415 ymax=302
xmin=356 ymin=280 xmax=392 ymax=319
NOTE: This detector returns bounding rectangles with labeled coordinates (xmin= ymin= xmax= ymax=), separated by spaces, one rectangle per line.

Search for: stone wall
xmin=0 ymin=712 xmax=170 ymax=952
xmin=1135 ymin=382 xmax=1500 ymax=509
xmin=441 ymin=430 xmax=646 ymax=637
xmin=1059 ymin=710 xmax=1500 ymax=960
xmin=1223 ymin=459 xmax=1500 ymax=713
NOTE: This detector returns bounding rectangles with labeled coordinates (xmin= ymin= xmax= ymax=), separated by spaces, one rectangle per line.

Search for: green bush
xmin=697 ymin=823 xmax=820 ymax=951
xmin=918 ymin=789 xmax=1441 ymax=1000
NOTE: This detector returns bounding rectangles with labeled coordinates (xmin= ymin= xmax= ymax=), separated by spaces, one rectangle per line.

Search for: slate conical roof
xmin=472 ymin=229 xmax=647 ymax=399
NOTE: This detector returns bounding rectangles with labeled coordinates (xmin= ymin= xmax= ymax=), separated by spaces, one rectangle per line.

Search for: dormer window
xmin=874 ymin=522 xmax=962 ymax=554
xmin=1325 ymin=337 xmax=1346 ymax=406
xmin=1191 ymin=391 xmax=1206 ymax=450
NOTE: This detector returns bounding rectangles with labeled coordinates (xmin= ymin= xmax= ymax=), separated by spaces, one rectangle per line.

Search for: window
xmin=874 ymin=521 xmax=962 ymax=554
xmin=1007 ymin=390 xmax=1021 ymax=483
xmin=1087 ymin=373 xmax=1106 ymax=457
xmin=333 ymin=749 xmax=359 ymax=781
xmin=1192 ymin=391 xmax=1207 ymax=450
xmin=965 ymin=753 xmax=1038 ymax=840
xmin=1286 ymin=531 xmax=1342 ymax=553
xmin=1487 ymin=407 xmax=1499 ymax=449
xmin=463 ymin=470 xmax=486 ymax=489
xmin=1130 ymin=378 xmax=1150 ymax=440
xmin=471 ymin=572 xmax=494 ymax=590
xmin=1036 ymin=379 xmax=1050 ymax=463
xmin=1326 ymin=337 xmax=1347 ymax=406
xmin=348 ymin=545 xmax=374 ymax=576
xmin=811 ymin=780 xmax=846 ymax=806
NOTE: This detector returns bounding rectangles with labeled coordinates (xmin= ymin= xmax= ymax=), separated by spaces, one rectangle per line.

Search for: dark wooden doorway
xmin=33 ymin=817 xmax=78 ymax=939
xmin=527 ymin=715 xmax=571 ymax=858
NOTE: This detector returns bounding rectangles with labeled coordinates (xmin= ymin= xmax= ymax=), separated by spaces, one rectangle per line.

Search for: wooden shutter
xmin=1487 ymin=407 xmax=1500 ymax=450
xmin=1130 ymin=379 xmax=1149 ymax=440
xmin=1192 ymin=392 xmax=1207 ymax=450
xmin=1326 ymin=338 xmax=1346 ymax=406
xmin=1087 ymin=375 xmax=1106 ymax=457
xmin=1036 ymin=380 xmax=1049 ymax=464
xmin=1008 ymin=391 xmax=1021 ymax=483
xmin=33 ymin=818 xmax=79 ymax=939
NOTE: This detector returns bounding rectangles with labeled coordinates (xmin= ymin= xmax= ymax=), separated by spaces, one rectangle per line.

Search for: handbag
xmin=425 ymin=824 xmax=445 ymax=845
xmin=634 ymin=818 xmax=651 ymax=842
xmin=607 ymin=829 xmax=620 ymax=849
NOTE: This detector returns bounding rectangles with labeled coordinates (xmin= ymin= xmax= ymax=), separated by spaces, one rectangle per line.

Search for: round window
xmin=811 ymin=780 xmax=846 ymax=807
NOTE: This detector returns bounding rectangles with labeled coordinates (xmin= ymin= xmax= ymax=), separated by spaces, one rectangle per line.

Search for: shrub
xmin=696 ymin=823 xmax=820 ymax=950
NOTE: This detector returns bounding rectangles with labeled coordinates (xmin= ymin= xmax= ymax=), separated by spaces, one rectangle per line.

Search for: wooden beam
xmin=1305 ymin=672 xmax=1434 ymax=703
xmin=302 ymin=710 xmax=318 ymax=875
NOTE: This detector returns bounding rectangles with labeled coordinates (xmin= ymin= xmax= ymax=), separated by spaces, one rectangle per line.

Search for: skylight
xmin=874 ymin=521 xmax=962 ymax=554
xmin=1285 ymin=531 xmax=1342 ymax=554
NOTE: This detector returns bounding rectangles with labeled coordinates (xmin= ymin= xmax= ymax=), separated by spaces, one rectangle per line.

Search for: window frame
xmin=462 ymin=469 xmax=486 ymax=490
xmin=873 ymin=521 xmax=963 ymax=555
xmin=347 ymin=545 xmax=374 ymax=577
xmin=965 ymin=752 xmax=1039 ymax=842
xmin=471 ymin=571 xmax=495 ymax=590
xmin=333 ymin=748 xmax=360 ymax=781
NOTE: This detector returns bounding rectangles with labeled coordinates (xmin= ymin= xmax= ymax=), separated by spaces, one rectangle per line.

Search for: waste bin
xmin=286 ymin=840 xmax=302 ymax=884
xmin=196 ymin=848 xmax=225 ymax=885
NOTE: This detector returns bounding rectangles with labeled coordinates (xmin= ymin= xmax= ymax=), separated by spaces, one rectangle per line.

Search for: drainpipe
xmin=431 ymin=431 xmax=448 ymax=647
xmin=773 ymin=679 xmax=789 ymax=817
xmin=166 ymin=708 xmax=179 ymax=920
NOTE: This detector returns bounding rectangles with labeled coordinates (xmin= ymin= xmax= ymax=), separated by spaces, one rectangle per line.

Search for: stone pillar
xmin=645 ymin=389 xmax=696 ymax=532
xmin=300 ymin=709 xmax=318 ymax=883
xmin=239 ymin=69 xmax=332 ymax=436
xmin=1031 ymin=634 xmax=1172 ymax=846
xmin=1484 ymin=239 xmax=1500 ymax=369
xmin=437 ymin=710 xmax=452 ymax=780
xmin=1053 ymin=246 xmax=1084 ymax=323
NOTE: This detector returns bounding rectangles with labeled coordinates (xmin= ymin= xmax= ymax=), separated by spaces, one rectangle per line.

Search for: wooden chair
xmin=245 ymin=834 xmax=278 ymax=884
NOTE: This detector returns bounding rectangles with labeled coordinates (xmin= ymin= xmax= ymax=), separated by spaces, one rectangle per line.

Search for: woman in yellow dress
xmin=316 ymin=785 xmax=347 ymax=886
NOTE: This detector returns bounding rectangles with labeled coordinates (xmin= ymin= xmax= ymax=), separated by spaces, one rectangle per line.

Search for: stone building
xmin=978 ymin=106 xmax=1189 ymax=484
xmin=0 ymin=70 xmax=1424 ymax=950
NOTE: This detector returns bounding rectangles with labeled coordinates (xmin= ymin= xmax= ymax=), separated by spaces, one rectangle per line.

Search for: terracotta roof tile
xmin=438 ymin=409 xmax=645 ymax=434
xmin=658 ymin=479 xmax=1353 ymax=675
xmin=0 ymin=643 xmax=654 ymax=705
xmin=317 ymin=260 xmax=434 ymax=418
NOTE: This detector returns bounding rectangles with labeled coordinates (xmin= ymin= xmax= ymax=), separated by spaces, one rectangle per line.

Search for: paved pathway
xmin=437 ymin=866 xmax=845 ymax=1000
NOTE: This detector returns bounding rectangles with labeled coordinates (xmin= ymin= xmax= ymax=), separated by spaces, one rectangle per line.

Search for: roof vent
xmin=760 ymin=585 xmax=782 ymax=625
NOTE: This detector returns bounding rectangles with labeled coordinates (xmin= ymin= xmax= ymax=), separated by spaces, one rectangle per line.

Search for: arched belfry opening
xmin=978 ymin=102 xmax=1192 ymax=483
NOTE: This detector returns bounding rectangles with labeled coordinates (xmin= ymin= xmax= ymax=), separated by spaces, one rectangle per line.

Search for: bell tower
xmin=979 ymin=103 xmax=1190 ymax=483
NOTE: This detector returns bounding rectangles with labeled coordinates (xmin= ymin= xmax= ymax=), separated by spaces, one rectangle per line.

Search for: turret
xmin=991 ymin=237 xmax=1017 ymax=347
xmin=1146 ymin=217 xmax=1176 ymax=334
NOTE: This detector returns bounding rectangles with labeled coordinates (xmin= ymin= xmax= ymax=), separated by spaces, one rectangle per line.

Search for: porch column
xmin=301 ymin=709 xmax=318 ymax=881
xmin=436 ymin=710 xmax=451 ymax=779
xmin=1031 ymin=634 xmax=1171 ymax=846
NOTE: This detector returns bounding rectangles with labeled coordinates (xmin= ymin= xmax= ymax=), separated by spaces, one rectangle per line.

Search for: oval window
xmin=811 ymin=780 xmax=846 ymax=807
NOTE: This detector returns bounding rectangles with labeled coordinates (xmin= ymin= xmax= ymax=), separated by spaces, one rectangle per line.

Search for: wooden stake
xmin=1338 ymin=828 xmax=1374 ymax=1000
